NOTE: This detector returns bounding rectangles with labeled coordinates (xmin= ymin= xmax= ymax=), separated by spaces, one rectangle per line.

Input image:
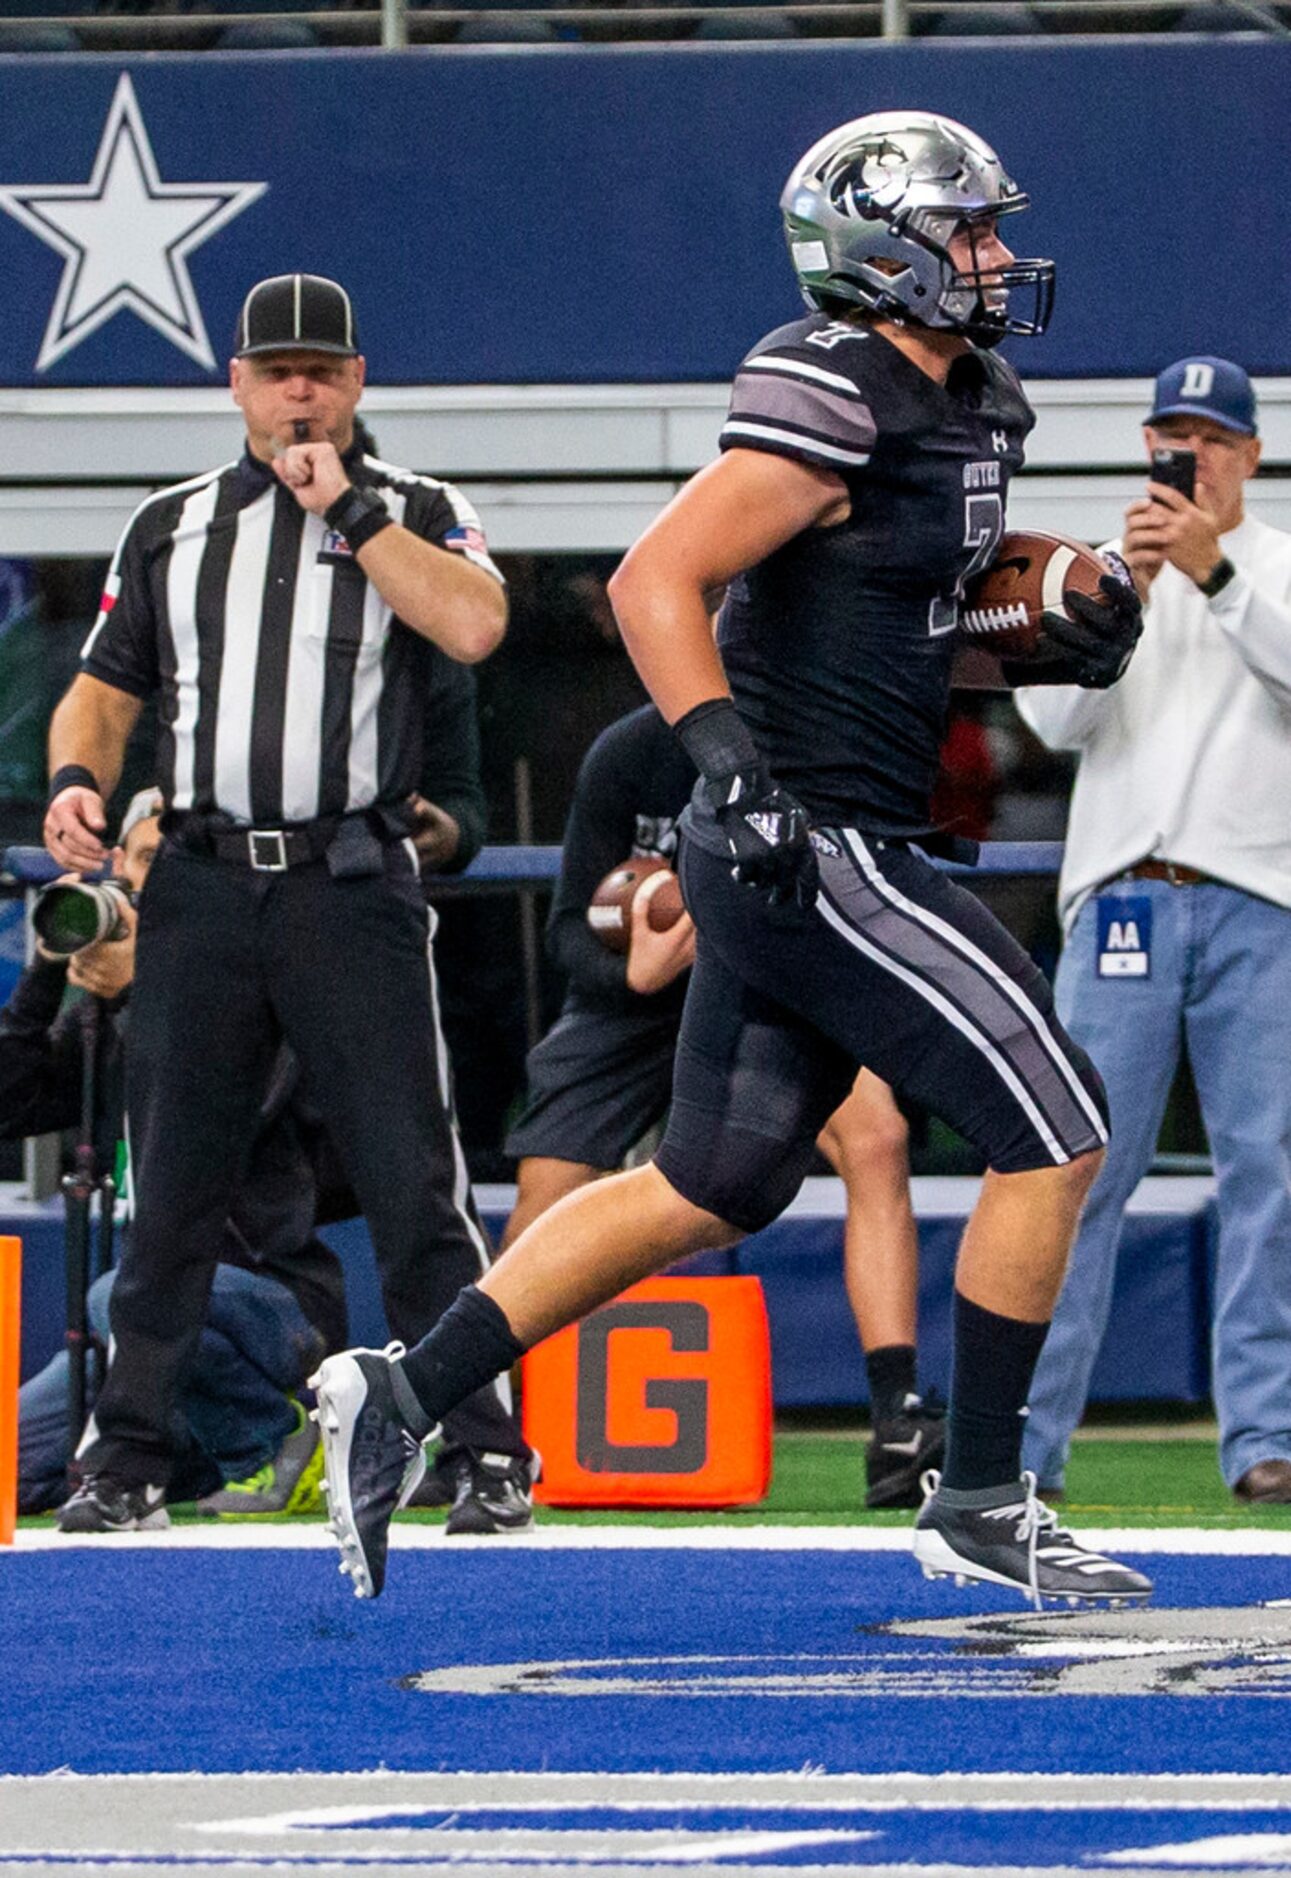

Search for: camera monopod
xmin=62 ymin=995 xmax=115 ymax=1445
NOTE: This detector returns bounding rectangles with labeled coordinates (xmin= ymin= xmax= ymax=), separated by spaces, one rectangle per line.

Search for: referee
xmin=44 ymin=272 xmax=535 ymax=1533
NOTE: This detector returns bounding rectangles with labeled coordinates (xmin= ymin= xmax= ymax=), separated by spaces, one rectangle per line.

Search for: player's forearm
xmin=356 ymin=530 xmax=507 ymax=663
xmin=608 ymin=561 xmax=731 ymax=725
xmin=48 ymin=674 xmax=140 ymax=799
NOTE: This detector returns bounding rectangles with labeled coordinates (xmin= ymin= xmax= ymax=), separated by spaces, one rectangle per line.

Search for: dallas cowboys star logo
xmin=0 ymin=74 xmax=266 ymax=372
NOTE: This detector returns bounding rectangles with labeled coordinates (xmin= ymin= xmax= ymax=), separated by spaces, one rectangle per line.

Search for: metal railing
xmin=5 ymin=0 xmax=1287 ymax=48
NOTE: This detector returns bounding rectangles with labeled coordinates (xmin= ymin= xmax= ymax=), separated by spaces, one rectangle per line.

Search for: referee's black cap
xmin=233 ymin=273 xmax=360 ymax=359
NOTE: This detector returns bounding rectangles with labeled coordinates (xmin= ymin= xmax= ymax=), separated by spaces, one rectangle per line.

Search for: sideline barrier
xmin=3 ymin=840 xmax=1065 ymax=889
xmin=522 ymin=1276 xmax=772 ymax=1507
xmin=0 ymin=1236 xmax=20 ymax=1545
xmin=6 ymin=1180 xmax=1215 ymax=1403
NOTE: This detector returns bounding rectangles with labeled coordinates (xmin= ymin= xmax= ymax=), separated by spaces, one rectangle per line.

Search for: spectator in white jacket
xmin=1017 ymin=355 xmax=1291 ymax=1504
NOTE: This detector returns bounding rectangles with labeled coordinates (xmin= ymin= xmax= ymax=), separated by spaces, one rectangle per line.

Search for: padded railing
xmin=2 ymin=840 xmax=1064 ymax=888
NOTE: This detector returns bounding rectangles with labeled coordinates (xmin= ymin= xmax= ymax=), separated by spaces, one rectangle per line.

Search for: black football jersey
xmin=701 ymin=312 xmax=1034 ymax=839
xmin=549 ymin=705 xmax=697 ymax=1016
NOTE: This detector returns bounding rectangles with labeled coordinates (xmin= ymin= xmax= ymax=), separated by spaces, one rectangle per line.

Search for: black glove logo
xmin=713 ymin=772 xmax=820 ymax=910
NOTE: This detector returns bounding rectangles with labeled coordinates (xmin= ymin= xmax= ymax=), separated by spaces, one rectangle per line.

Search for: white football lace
xmin=1012 ymin=1471 xmax=1052 ymax=1611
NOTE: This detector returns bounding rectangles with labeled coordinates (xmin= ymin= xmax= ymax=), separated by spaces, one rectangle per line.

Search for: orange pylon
xmin=0 ymin=1236 xmax=20 ymax=1545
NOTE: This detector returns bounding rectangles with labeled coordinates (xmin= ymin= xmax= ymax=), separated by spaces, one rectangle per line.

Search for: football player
xmin=503 ymin=701 xmax=944 ymax=1508
xmin=313 ymin=111 xmax=1147 ymax=1605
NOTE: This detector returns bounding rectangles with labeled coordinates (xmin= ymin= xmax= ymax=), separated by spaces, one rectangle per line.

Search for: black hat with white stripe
xmin=234 ymin=273 xmax=360 ymax=359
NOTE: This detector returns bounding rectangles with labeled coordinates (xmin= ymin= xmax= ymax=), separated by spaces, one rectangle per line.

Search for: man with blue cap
xmin=1018 ymin=356 xmax=1291 ymax=1503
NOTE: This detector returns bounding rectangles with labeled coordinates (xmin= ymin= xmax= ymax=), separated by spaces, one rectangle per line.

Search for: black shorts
xmin=505 ymin=1006 xmax=679 ymax=1170
xmin=655 ymin=833 xmax=1108 ymax=1233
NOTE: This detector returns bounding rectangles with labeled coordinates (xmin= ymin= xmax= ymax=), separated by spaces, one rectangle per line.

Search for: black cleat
xmin=865 ymin=1392 xmax=946 ymax=1509
xmin=402 ymin=1453 xmax=455 ymax=1510
xmin=57 ymin=1476 xmax=169 ymax=1533
xmin=310 ymin=1344 xmax=427 ymax=1599
xmin=913 ymin=1470 xmax=1153 ymax=1610
xmin=444 ymin=1451 xmax=537 ymax=1536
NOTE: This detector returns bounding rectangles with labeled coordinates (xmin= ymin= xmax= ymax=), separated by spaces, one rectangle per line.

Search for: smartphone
xmin=1150 ymin=447 xmax=1196 ymax=502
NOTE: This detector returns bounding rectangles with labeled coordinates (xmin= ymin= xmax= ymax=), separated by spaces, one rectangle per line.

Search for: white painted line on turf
xmin=10 ymin=1771 xmax=1291 ymax=1796
xmin=1105 ymin=1833 xmax=1291 ymax=1864
xmin=7 ymin=1523 xmax=1291 ymax=1554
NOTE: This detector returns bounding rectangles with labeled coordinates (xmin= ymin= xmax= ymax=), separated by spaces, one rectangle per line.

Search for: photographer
xmin=8 ymin=790 xmax=349 ymax=1519
xmin=1017 ymin=357 xmax=1291 ymax=1504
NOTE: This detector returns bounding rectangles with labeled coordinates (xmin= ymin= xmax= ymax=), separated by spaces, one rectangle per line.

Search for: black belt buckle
xmin=249 ymin=829 xmax=289 ymax=872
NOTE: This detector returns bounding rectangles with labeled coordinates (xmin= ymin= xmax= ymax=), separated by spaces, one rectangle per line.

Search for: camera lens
xmin=32 ymin=882 xmax=126 ymax=958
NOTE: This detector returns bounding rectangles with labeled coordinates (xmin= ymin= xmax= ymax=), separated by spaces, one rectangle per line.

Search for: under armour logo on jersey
xmin=992 ymin=430 xmax=1009 ymax=454
xmin=1181 ymin=361 xmax=1215 ymax=399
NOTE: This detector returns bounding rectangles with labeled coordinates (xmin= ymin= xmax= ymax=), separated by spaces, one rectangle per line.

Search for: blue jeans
xmin=1023 ymin=880 xmax=1291 ymax=1490
xmin=18 ymin=1263 xmax=322 ymax=1513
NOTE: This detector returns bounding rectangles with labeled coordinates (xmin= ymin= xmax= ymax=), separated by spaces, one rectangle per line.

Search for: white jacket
xmin=1015 ymin=512 xmax=1291 ymax=927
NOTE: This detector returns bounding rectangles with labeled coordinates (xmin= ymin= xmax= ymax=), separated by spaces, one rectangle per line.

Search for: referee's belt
xmin=165 ymin=808 xmax=406 ymax=872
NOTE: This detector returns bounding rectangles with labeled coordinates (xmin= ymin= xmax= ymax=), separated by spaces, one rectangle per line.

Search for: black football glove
xmin=710 ymin=768 xmax=819 ymax=909
xmin=674 ymin=697 xmax=819 ymax=910
xmin=1004 ymin=573 xmax=1143 ymax=690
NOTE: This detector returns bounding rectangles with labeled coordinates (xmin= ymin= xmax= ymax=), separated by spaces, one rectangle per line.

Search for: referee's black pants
xmin=83 ymin=837 xmax=529 ymax=1488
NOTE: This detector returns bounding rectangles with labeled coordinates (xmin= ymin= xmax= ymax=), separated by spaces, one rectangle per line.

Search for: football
xmin=587 ymin=857 xmax=686 ymax=954
xmin=960 ymin=531 xmax=1121 ymax=659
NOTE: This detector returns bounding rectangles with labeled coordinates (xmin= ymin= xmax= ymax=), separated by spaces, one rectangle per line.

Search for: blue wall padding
xmin=1 ymin=44 xmax=1288 ymax=388
xmin=7 ymin=1191 xmax=1211 ymax=1404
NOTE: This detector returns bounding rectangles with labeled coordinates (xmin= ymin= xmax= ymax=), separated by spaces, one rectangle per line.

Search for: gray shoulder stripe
xmin=730 ymin=373 xmax=878 ymax=449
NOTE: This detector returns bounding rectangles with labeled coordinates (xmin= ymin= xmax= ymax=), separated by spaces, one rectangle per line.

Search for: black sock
xmin=865 ymin=1344 xmax=917 ymax=1426
xmin=394 ymin=1286 xmax=527 ymax=1437
xmin=941 ymin=1291 xmax=1049 ymax=1492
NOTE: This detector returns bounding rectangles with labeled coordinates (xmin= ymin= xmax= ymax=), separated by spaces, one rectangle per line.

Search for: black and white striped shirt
xmin=81 ymin=443 xmax=503 ymax=826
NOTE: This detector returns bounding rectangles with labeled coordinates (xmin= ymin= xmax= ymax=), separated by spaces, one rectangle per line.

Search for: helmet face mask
xmin=781 ymin=111 xmax=1055 ymax=346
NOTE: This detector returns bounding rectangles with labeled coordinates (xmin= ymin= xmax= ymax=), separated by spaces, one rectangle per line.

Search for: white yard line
xmin=6 ymin=1524 xmax=1291 ymax=1554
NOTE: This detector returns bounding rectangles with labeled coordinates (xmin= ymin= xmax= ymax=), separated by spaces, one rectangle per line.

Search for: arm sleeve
xmin=0 ymin=958 xmax=82 ymax=1140
xmin=402 ymin=477 xmax=506 ymax=587
xmin=546 ymin=728 xmax=641 ymax=1002
xmin=1207 ymin=569 xmax=1291 ymax=707
xmin=417 ymin=648 xmax=487 ymax=872
xmin=79 ymin=505 xmax=160 ymax=699
xmin=719 ymin=347 xmax=877 ymax=475
xmin=1013 ymin=683 xmax=1112 ymax=751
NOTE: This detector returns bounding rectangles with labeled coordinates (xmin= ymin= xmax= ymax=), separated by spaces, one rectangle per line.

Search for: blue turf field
xmin=7 ymin=1545 xmax=1291 ymax=1778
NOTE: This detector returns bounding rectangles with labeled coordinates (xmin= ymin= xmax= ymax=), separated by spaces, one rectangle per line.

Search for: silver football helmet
xmin=780 ymin=111 xmax=1055 ymax=346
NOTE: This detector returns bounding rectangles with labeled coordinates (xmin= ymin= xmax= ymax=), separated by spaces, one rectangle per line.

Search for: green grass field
xmin=22 ymin=1419 xmax=1291 ymax=1532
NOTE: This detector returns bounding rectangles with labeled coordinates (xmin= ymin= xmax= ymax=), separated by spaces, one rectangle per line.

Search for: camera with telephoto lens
xmin=32 ymin=878 xmax=132 ymax=959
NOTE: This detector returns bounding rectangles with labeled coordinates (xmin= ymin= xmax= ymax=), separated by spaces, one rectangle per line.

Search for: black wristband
xmin=673 ymin=698 xmax=761 ymax=787
xmin=1197 ymin=556 xmax=1236 ymax=599
xmin=48 ymin=764 xmax=99 ymax=806
xmin=323 ymin=485 xmax=393 ymax=554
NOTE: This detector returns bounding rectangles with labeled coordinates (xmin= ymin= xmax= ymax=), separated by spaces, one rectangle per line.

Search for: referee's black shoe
xmin=311 ymin=1344 xmax=428 ymax=1599
xmin=57 ymin=1476 xmax=169 ymax=1533
xmin=865 ymin=1392 xmax=946 ymax=1509
xmin=444 ymin=1450 xmax=537 ymax=1535
xmin=913 ymin=1471 xmax=1153 ymax=1610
